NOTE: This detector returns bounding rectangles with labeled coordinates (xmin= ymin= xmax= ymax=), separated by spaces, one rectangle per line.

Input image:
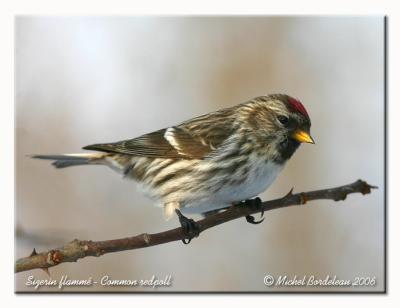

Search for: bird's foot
xmin=175 ymin=209 xmax=200 ymax=244
xmin=243 ymin=197 xmax=265 ymax=224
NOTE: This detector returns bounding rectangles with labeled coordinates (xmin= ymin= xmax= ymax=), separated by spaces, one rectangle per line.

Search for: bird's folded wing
xmin=83 ymin=106 xmax=236 ymax=159
xmin=82 ymin=126 xmax=223 ymax=159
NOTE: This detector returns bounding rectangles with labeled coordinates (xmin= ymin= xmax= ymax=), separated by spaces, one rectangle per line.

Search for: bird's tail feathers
xmin=31 ymin=153 xmax=107 ymax=169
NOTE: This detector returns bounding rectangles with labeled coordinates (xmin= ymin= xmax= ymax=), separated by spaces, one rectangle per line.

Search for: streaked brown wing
xmin=82 ymin=128 xmax=180 ymax=158
xmin=178 ymin=106 xmax=236 ymax=151
xmin=83 ymin=106 xmax=236 ymax=159
xmin=82 ymin=127 xmax=225 ymax=159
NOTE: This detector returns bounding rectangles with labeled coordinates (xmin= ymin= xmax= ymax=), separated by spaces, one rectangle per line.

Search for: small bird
xmin=33 ymin=94 xmax=314 ymax=241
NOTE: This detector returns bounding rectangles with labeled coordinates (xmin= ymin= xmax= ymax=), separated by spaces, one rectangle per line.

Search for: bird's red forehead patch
xmin=287 ymin=97 xmax=309 ymax=119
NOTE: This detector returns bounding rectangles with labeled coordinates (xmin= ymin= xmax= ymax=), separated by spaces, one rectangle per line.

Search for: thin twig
xmin=15 ymin=179 xmax=376 ymax=273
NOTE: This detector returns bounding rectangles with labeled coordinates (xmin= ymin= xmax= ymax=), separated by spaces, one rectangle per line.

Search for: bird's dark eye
xmin=277 ymin=115 xmax=289 ymax=125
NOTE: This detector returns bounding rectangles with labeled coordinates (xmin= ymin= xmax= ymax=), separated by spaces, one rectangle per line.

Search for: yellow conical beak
xmin=292 ymin=130 xmax=315 ymax=144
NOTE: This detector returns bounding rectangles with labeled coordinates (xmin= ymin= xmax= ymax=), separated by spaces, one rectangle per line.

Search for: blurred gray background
xmin=15 ymin=16 xmax=384 ymax=292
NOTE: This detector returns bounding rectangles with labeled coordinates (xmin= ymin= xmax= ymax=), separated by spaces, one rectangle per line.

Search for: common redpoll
xmin=33 ymin=94 xmax=314 ymax=240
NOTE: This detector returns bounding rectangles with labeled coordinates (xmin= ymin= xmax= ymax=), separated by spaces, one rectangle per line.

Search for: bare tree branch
xmin=15 ymin=179 xmax=376 ymax=273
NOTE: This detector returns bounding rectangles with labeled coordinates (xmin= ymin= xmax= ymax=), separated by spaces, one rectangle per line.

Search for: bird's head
xmin=240 ymin=94 xmax=314 ymax=163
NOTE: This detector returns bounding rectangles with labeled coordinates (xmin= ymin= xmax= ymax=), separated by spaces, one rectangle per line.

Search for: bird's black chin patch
xmin=275 ymin=138 xmax=300 ymax=164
